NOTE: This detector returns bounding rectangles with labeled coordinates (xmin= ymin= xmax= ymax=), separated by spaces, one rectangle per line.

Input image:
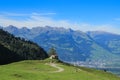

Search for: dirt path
xmin=45 ymin=63 xmax=64 ymax=73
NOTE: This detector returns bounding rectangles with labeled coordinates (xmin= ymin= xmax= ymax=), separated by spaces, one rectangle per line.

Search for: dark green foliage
xmin=0 ymin=29 xmax=48 ymax=64
xmin=0 ymin=44 xmax=22 ymax=64
xmin=48 ymin=47 xmax=57 ymax=56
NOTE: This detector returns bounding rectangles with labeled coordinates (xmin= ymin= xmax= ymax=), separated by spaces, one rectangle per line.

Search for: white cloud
xmin=0 ymin=12 xmax=56 ymax=17
xmin=0 ymin=12 xmax=120 ymax=34
xmin=0 ymin=12 xmax=77 ymax=29
xmin=78 ymin=23 xmax=120 ymax=34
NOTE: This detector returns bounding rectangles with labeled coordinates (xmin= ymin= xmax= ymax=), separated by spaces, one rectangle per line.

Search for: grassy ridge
xmin=0 ymin=60 xmax=119 ymax=80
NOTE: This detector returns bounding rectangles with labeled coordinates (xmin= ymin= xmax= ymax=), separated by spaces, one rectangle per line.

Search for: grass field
xmin=0 ymin=59 xmax=120 ymax=80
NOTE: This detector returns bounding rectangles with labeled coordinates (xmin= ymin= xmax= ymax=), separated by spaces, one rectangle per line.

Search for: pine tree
xmin=48 ymin=47 xmax=57 ymax=56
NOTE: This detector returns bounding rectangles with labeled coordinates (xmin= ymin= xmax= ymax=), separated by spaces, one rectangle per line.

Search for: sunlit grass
xmin=0 ymin=60 xmax=119 ymax=80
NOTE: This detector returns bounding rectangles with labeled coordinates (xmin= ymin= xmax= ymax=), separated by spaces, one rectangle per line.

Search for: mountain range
xmin=1 ymin=25 xmax=120 ymax=67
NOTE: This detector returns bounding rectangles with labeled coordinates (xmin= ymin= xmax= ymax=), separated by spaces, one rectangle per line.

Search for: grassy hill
xmin=0 ymin=59 xmax=119 ymax=80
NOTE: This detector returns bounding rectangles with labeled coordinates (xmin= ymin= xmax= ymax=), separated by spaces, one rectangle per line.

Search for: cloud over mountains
xmin=0 ymin=12 xmax=120 ymax=34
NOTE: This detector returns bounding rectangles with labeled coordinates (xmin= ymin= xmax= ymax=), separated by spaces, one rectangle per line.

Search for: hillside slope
xmin=0 ymin=44 xmax=21 ymax=64
xmin=0 ymin=60 xmax=119 ymax=80
xmin=0 ymin=29 xmax=48 ymax=64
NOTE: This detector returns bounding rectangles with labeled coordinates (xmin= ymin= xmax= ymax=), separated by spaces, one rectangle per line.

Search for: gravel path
xmin=45 ymin=63 xmax=64 ymax=73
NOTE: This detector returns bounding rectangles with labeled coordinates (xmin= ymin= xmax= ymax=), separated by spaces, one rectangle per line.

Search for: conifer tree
xmin=48 ymin=47 xmax=57 ymax=56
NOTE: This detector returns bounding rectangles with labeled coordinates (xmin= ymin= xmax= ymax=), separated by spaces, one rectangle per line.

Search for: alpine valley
xmin=1 ymin=25 xmax=120 ymax=70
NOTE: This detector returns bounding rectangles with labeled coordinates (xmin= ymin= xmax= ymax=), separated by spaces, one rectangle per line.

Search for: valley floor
xmin=0 ymin=60 xmax=120 ymax=80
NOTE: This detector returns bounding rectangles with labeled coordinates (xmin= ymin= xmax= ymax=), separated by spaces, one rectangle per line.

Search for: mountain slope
xmin=87 ymin=31 xmax=120 ymax=55
xmin=87 ymin=31 xmax=120 ymax=67
xmin=2 ymin=26 xmax=120 ymax=67
xmin=0 ymin=29 xmax=48 ymax=64
xmin=0 ymin=44 xmax=21 ymax=64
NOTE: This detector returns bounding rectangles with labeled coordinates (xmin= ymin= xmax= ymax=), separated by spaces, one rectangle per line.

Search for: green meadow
xmin=0 ymin=59 xmax=119 ymax=80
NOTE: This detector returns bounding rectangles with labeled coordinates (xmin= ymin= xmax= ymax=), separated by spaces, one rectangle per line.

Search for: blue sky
xmin=0 ymin=0 xmax=120 ymax=34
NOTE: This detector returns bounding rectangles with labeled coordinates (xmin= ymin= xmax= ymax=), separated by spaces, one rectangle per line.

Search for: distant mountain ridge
xmin=87 ymin=31 xmax=120 ymax=55
xmin=2 ymin=25 xmax=120 ymax=67
xmin=87 ymin=31 xmax=120 ymax=67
